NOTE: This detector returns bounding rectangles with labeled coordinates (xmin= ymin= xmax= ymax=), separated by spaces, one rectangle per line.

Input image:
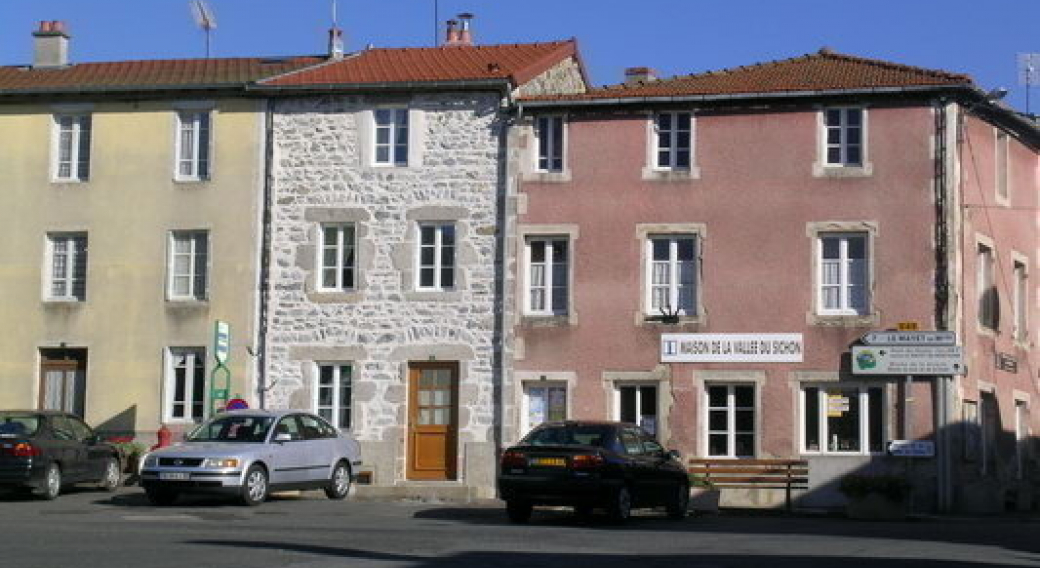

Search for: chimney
xmin=32 ymin=20 xmax=70 ymax=68
xmin=444 ymin=19 xmax=459 ymax=46
xmin=624 ymin=66 xmax=657 ymax=85
xmin=328 ymin=26 xmax=344 ymax=59
xmin=456 ymin=13 xmax=474 ymax=46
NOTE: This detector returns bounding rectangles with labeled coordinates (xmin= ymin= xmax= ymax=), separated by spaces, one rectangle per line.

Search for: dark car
xmin=497 ymin=421 xmax=689 ymax=523
xmin=0 ymin=410 xmax=122 ymax=500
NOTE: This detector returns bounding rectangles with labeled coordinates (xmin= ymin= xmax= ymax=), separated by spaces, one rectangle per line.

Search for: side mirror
xmin=667 ymin=449 xmax=682 ymax=461
xmin=274 ymin=433 xmax=292 ymax=443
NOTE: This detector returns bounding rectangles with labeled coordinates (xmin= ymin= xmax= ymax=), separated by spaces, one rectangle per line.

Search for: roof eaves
xmin=0 ymin=82 xmax=253 ymax=97
xmin=249 ymin=77 xmax=512 ymax=94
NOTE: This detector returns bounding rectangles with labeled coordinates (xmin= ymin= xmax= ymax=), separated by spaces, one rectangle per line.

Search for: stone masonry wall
xmin=267 ymin=92 xmax=506 ymax=491
xmin=516 ymin=57 xmax=587 ymax=97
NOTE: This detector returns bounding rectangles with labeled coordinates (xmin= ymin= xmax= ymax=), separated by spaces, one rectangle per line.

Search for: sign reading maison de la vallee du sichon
xmin=661 ymin=334 xmax=804 ymax=363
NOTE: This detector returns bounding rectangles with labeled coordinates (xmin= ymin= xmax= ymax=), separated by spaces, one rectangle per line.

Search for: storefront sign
xmin=888 ymin=440 xmax=935 ymax=457
xmin=852 ymin=345 xmax=964 ymax=376
xmin=661 ymin=334 xmax=803 ymax=363
xmin=861 ymin=331 xmax=956 ymax=346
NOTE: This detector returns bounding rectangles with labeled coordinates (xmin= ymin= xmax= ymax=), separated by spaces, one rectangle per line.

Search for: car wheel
xmin=506 ymin=500 xmax=533 ymax=523
xmin=36 ymin=463 xmax=61 ymax=501
xmin=240 ymin=464 xmax=268 ymax=506
xmin=145 ymin=487 xmax=179 ymax=506
xmin=98 ymin=457 xmax=121 ymax=492
xmin=667 ymin=480 xmax=690 ymax=519
xmin=324 ymin=461 xmax=352 ymax=500
xmin=607 ymin=485 xmax=632 ymax=522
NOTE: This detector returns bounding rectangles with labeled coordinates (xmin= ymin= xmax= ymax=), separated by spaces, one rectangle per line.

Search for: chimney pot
xmin=32 ymin=20 xmax=70 ymax=68
xmin=445 ymin=19 xmax=459 ymax=46
xmin=328 ymin=27 xmax=345 ymax=60
xmin=624 ymin=66 xmax=657 ymax=85
xmin=456 ymin=13 xmax=473 ymax=46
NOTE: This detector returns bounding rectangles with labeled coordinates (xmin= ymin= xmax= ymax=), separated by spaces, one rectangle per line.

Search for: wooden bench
xmin=688 ymin=458 xmax=809 ymax=512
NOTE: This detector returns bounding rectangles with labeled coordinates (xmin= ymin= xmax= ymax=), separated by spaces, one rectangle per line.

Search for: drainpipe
xmin=933 ymin=98 xmax=953 ymax=513
xmin=256 ymin=98 xmax=275 ymax=409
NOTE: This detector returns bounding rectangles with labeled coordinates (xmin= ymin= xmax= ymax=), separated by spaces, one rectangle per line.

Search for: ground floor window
xmin=615 ymin=384 xmax=658 ymax=437
xmin=706 ymin=384 xmax=755 ymax=457
xmin=1016 ymin=400 xmax=1028 ymax=479
xmin=802 ymin=385 xmax=883 ymax=454
xmin=315 ymin=363 xmax=352 ymax=429
xmin=521 ymin=383 xmax=567 ymax=436
xmin=39 ymin=348 xmax=87 ymax=417
xmin=165 ymin=347 xmax=206 ymax=422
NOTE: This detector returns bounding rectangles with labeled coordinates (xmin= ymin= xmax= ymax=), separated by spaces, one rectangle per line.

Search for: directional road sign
xmin=852 ymin=345 xmax=964 ymax=376
xmin=861 ymin=331 xmax=956 ymax=346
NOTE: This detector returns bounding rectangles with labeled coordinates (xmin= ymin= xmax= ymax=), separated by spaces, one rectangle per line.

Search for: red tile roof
xmin=522 ymin=49 xmax=973 ymax=102
xmin=0 ymin=56 xmax=324 ymax=94
xmin=261 ymin=40 xmax=579 ymax=88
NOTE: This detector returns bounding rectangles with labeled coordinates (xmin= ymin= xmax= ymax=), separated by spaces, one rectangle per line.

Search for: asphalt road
xmin=2 ymin=485 xmax=1039 ymax=568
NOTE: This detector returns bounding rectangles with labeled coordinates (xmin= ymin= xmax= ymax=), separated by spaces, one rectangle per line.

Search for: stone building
xmin=256 ymin=38 xmax=586 ymax=498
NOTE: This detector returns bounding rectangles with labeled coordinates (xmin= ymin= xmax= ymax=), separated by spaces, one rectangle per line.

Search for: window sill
xmin=975 ymin=323 xmax=998 ymax=338
xmin=806 ymin=312 xmax=879 ymax=327
xmin=520 ymin=314 xmax=575 ymax=328
xmin=638 ymin=313 xmax=705 ymax=327
xmin=42 ymin=298 xmax=85 ymax=306
xmin=50 ymin=179 xmax=88 ymax=186
xmin=173 ymin=178 xmax=212 ymax=186
xmin=812 ymin=163 xmax=874 ymax=178
xmin=404 ymin=290 xmax=462 ymax=302
xmin=521 ymin=171 xmax=572 ymax=184
xmin=307 ymin=290 xmax=364 ymax=304
xmin=641 ymin=166 xmax=701 ymax=182
xmin=166 ymin=299 xmax=209 ymax=309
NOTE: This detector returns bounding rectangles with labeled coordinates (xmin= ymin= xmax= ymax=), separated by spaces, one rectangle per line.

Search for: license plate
xmin=530 ymin=457 xmax=565 ymax=467
xmin=159 ymin=472 xmax=190 ymax=481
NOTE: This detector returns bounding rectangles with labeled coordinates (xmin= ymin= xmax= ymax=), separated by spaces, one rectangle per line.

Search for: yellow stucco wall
xmin=0 ymin=98 xmax=264 ymax=440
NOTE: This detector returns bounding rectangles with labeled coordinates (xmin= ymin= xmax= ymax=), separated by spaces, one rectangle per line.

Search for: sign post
xmin=209 ymin=320 xmax=232 ymax=415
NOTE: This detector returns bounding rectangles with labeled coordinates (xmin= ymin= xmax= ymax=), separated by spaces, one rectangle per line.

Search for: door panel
xmin=268 ymin=416 xmax=308 ymax=485
xmin=39 ymin=350 xmax=87 ymax=417
xmin=407 ymin=363 xmax=458 ymax=480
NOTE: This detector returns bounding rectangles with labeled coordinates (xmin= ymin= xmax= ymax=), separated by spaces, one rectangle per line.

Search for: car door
xmin=49 ymin=415 xmax=87 ymax=482
xmin=267 ymin=415 xmax=307 ymax=486
xmin=619 ymin=427 xmax=656 ymax=507
xmin=638 ymin=431 xmax=678 ymax=505
xmin=69 ymin=416 xmax=108 ymax=481
xmin=298 ymin=414 xmax=336 ymax=483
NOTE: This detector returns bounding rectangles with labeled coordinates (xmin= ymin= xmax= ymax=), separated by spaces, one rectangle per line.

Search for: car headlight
xmin=143 ymin=455 xmax=158 ymax=469
xmin=201 ymin=458 xmax=240 ymax=469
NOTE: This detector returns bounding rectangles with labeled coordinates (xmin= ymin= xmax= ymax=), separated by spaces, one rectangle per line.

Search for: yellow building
xmin=0 ymin=23 xmax=320 ymax=441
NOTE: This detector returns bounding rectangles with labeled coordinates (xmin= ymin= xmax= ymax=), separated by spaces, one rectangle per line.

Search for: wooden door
xmin=39 ymin=350 xmax=87 ymax=417
xmin=407 ymin=363 xmax=458 ymax=480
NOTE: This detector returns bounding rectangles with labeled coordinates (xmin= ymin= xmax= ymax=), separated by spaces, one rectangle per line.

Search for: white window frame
xmin=372 ymin=107 xmax=409 ymax=167
xmin=45 ymin=232 xmax=87 ymax=301
xmin=652 ymin=111 xmax=694 ymax=171
xmin=167 ymin=230 xmax=209 ymax=301
xmin=174 ymin=110 xmax=212 ymax=181
xmin=524 ymin=236 xmax=569 ymax=316
xmin=800 ymin=384 xmax=884 ymax=456
xmin=704 ymin=384 xmax=756 ymax=458
xmin=163 ymin=347 xmax=207 ymax=423
xmin=816 ymin=232 xmax=870 ymax=316
xmin=317 ymin=223 xmax=357 ymax=292
xmin=821 ymin=107 xmax=865 ymax=167
xmin=313 ymin=363 xmax=353 ymax=430
xmin=1015 ymin=400 xmax=1028 ymax=479
xmin=644 ymin=234 xmax=698 ymax=317
xmin=52 ymin=113 xmax=91 ymax=182
xmin=415 ymin=222 xmax=455 ymax=291
xmin=520 ymin=382 xmax=568 ymax=436
xmin=534 ymin=115 xmax=565 ymax=173
xmin=1014 ymin=258 xmax=1029 ymax=342
xmin=613 ymin=383 xmax=660 ymax=437
xmin=977 ymin=241 xmax=997 ymax=330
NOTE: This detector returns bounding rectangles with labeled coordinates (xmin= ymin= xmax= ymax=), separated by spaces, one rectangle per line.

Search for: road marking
xmin=122 ymin=514 xmax=199 ymax=522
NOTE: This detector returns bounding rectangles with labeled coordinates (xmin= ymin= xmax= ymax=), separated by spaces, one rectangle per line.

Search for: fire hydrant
xmin=151 ymin=424 xmax=172 ymax=451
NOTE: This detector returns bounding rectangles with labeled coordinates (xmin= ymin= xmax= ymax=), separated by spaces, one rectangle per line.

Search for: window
xmin=315 ymin=363 xmax=352 ymax=429
xmin=417 ymin=223 xmax=455 ymax=291
xmin=802 ymin=385 xmax=883 ymax=454
xmin=996 ymin=130 xmax=1009 ymax=201
xmin=817 ymin=233 xmax=868 ymax=315
xmin=1015 ymin=401 xmax=1028 ymax=479
xmin=319 ymin=224 xmax=356 ymax=291
xmin=53 ymin=114 xmax=91 ymax=181
xmin=525 ymin=237 xmax=568 ymax=315
xmin=615 ymin=384 xmax=658 ymax=437
xmin=300 ymin=413 xmax=338 ymax=439
xmin=168 ymin=231 xmax=209 ymax=301
xmin=646 ymin=235 xmax=697 ymax=316
xmin=165 ymin=348 xmax=206 ymax=422
xmin=962 ymin=400 xmax=980 ymax=462
xmin=654 ymin=111 xmax=692 ymax=170
xmin=706 ymin=384 xmax=755 ymax=458
xmin=46 ymin=233 xmax=87 ymax=301
xmin=175 ymin=110 xmax=211 ymax=181
xmin=1014 ymin=260 xmax=1028 ymax=341
xmin=823 ymin=107 xmax=863 ymax=166
xmin=535 ymin=115 xmax=564 ymax=172
xmin=374 ymin=108 xmax=408 ymax=166
xmin=521 ymin=384 xmax=567 ymax=436
xmin=977 ymin=243 xmax=997 ymax=330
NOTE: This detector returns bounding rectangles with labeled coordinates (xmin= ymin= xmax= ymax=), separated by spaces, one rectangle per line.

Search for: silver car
xmin=139 ymin=410 xmax=361 ymax=506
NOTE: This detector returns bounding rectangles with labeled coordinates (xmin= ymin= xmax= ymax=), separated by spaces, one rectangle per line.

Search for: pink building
xmin=508 ymin=50 xmax=1040 ymax=512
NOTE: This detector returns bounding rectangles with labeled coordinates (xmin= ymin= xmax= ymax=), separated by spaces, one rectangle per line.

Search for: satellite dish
xmin=189 ymin=0 xmax=218 ymax=57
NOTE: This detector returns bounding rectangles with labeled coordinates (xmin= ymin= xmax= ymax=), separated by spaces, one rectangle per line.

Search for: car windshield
xmin=187 ymin=415 xmax=274 ymax=443
xmin=522 ymin=425 xmax=611 ymax=447
xmin=0 ymin=413 xmax=40 ymax=437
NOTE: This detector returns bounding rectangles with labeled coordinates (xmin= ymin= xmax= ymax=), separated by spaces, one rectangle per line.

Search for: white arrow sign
xmin=862 ymin=331 xmax=956 ymax=346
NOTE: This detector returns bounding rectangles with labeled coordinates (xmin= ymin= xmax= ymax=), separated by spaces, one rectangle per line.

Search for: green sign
xmin=210 ymin=320 xmax=231 ymax=414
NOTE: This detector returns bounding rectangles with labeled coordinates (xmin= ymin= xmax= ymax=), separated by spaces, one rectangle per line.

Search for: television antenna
xmin=1017 ymin=53 xmax=1040 ymax=115
xmin=189 ymin=0 xmax=218 ymax=58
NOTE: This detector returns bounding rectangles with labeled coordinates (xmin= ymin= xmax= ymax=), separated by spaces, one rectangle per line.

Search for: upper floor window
xmin=525 ymin=237 xmax=569 ymax=316
xmin=46 ymin=233 xmax=87 ymax=301
xmin=653 ymin=111 xmax=692 ymax=170
xmin=646 ymin=235 xmax=697 ymax=316
xmin=176 ymin=110 xmax=211 ymax=181
xmin=535 ymin=115 xmax=564 ymax=173
xmin=319 ymin=224 xmax=356 ymax=292
xmin=168 ymin=230 xmax=209 ymax=301
xmin=374 ymin=108 xmax=409 ymax=166
xmin=315 ymin=363 xmax=352 ymax=429
xmin=996 ymin=130 xmax=1009 ymax=202
xmin=977 ymin=243 xmax=998 ymax=330
xmin=53 ymin=114 xmax=91 ymax=182
xmin=1014 ymin=260 xmax=1028 ymax=342
xmin=817 ymin=232 xmax=868 ymax=316
xmin=417 ymin=223 xmax=455 ymax=291
xmin=823 ymin=107 xmax=863 ymax=167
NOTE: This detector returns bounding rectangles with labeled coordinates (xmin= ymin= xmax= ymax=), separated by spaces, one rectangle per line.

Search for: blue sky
xmin=1 ymin=0 xmax=1038 ymax=112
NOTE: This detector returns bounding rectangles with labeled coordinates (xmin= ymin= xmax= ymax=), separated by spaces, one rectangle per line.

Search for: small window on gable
xmin=535 ymin=115 xmax=564 ymax=173
xmin=176 ymin=110 xmax=211 ymax=181
xmin=823 ymin=107 xmax=864 ymax=167
xmin=374 ymin=108 xmax=409 ymax=166
xmin=654 ymin=111 xmax=692 ymax=170
xmin=53 ymin=114 xmax=91 ymax=182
